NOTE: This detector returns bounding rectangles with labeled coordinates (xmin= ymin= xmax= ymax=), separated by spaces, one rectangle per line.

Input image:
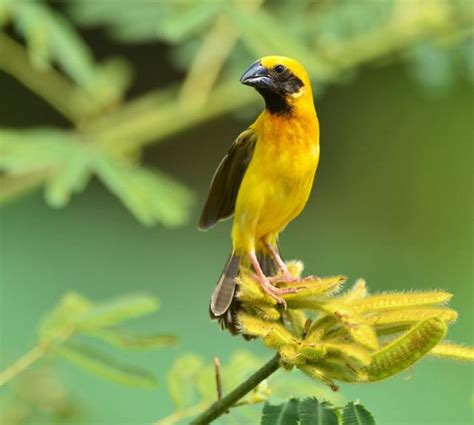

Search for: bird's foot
xmin=269 ymin=273 xmax=319 ymax=284
xmin=268 ymin=271 xmax=299 ymax=284
xmin=255 ymin=275 xmax=298 ymax=307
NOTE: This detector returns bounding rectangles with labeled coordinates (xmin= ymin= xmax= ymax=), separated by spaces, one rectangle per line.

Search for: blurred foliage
xmin=0 ymin=368 xmax=81 ymax=425
xmin=0 ymin=291 xmax=177 ymax=390
xmin=156 ymin=350 xmax=344 ymax=424
xmin=235 ymin=261 xmax=473 ymax=386
xmin=0 ymin=0 xmax=473 ymax=225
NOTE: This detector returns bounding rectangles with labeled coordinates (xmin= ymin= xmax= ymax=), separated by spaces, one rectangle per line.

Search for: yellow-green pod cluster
xmin=235 ymin=262 xmax=470 ymax=389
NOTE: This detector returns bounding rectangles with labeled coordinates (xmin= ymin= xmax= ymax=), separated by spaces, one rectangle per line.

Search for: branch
xmin=190 ymin=354 xmax=281 ymax=425
xmin=0 ymin=33 xmax=96 ymax=124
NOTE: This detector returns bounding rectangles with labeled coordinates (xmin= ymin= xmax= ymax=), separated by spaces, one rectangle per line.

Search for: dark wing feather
xmin=199 ymin=129 xmax=257 ymax=230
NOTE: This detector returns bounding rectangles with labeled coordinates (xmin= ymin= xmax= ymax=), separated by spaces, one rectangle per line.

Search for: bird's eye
xmin=274 ymin=64 xmax=285 ymax=73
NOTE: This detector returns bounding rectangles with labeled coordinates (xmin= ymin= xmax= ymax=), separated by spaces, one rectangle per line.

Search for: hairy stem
xmin=190 ymin=354 xmax=281 ymax=425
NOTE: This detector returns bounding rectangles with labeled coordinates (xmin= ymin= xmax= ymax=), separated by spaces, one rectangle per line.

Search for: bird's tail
xmin=209 ymin=253 xmax=241 ymax=334
xmin=209 ymin=246 xmax=281 ymax=336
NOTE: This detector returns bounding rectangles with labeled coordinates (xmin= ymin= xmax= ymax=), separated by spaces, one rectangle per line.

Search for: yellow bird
xmin=199 ymin=56 xmax=319 ymax=333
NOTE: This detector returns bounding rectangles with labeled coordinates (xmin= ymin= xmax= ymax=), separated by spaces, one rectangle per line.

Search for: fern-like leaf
xmin=261 ymin=399 xmax=299 ymax=425
xmin=342 ymin=402 xmax=376 ymax=425
xmin=298 ymin=397 xmax=339 ymax=425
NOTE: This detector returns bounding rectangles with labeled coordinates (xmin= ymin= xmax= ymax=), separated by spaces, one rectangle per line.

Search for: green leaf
xmin=260 ymin=398 xmax=299 ymax=425
xmin=167 ymin=354 xmax=205 ymax=409
xmin=85 ymin=327 xmax=178 ymax=350
xmin=94 ymin=155 xmax=193 ymax=227
xmin=55 ymin=342 xmax=157 ymax=388
xmin=299 ymin=397 xmax=339 ymax=425
xmin=45 ymin=148 xmax=92 ymax=207
xmin=39 ymin=292 xmax=91 ymax=343
xmin=77 ymin=294 xmax=159 ymax=330
xmin=342 ymin=402 xmax=376 ymax=425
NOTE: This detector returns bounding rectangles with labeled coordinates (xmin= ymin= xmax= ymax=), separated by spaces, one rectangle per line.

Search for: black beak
xmin=240 ymin=61 xmax=272 ymax=89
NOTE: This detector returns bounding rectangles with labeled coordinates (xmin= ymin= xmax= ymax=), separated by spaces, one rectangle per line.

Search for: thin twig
xmin=214 ymin=357 xmax=223 ymax=401
xmin=0 ymin=326 xmax=74 ymax=387
xmin=0 ymin=345 xmax=47 ymax=387
xmin=190 ymin=354 xmax=281 ymax=425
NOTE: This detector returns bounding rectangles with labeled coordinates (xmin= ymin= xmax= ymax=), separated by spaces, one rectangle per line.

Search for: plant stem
xmin=0 ymin=33 xmax=94 ymax=123
xmin=0 ymin=344 xmax=47 ymax=387
xmin=190 ymin=354 xmax=281 ymax=425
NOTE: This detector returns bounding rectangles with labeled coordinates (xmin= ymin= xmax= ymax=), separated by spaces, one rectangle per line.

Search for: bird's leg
xmin=264 ymin=241 xmax=318 ymax=283
xmin=249 ymin=251 xmax=297 ymax=305
xmin=263 ymin=241 xmax=297 ymax=282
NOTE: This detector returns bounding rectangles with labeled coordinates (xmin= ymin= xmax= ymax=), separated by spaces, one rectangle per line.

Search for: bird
xmin=199 ymin=56 xmax=320 ymax=334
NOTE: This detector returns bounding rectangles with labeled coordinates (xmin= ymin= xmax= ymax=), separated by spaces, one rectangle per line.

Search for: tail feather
xmin=210 ymin=253 xmax=240 ymax=317
xmin=209 ymin=245 xmax=282 ymax=337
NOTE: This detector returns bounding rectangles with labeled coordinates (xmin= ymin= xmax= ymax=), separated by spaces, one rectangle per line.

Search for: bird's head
xmin=240 ymin=56 xmax=313 ymax=115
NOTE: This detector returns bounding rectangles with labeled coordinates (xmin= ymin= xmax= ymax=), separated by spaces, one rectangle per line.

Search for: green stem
xmin=0 ymin=344 xmax=47 ymax=387
xmin=190 ymin=354 xmax=281 ymax=425
xmin=0 ymin=33 xmax=94 ymax=123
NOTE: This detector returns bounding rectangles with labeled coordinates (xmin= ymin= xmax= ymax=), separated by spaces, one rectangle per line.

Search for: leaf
xmin=5 ymin=1 xmax=131 ymax=109
xmin=167 ymin=354 xmax=205 ymax=409
xmin=39 ymin=292 xmax=91 ymax=343
xmin=299 ymin=397 xmax=339 ymax=425
xmin=0 ymin=128 xmax=193 ymax=226
xmin=77 ymin=294 xmax=159 ymax=330
xmin=45 ymin=147 xmax=93 ymax=207
xmin=94 ymin=155 xmax=193 ymax=227
xmin=260 ymin=398 xmax=299 ymax=425
xmin=55 ymin=342 xmax=156 ymax=388
xmin=342 ymin=402 xmax=376 ymax=425
xmin=85 ymin=327 xmax=178 ymax=350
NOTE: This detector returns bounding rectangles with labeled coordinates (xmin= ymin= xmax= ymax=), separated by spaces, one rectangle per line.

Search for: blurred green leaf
xmin=227 ymin=7 xmax=322 ymax=75
xmin=260 ymin=398 xmax=299 ymax=425
xmin=77 ymin=294 xmax=159 ymax=330
xmin=167 ymin=354 xmax=205 ymax=409
xmin=298 ymin=397 xmax=339 ymax=425
xmin=342 ymin=402 xmax=376 ymax=425
xmin=85 ymin=327 xmax=178 ymax=350
xmin=45 ymin=149 xmax=92 ymax=208
xmin=68 ymin=0 xmax=223 ymax=44
xmin=0 ymin=128 xmax=193 ymax=226
xmin=55 ymin=342 xmax=157 ymax=388
xmin=39 ymin=292 xmax=91 ymax=344
xmin=94 ymin=155 xmax=193 ymax=227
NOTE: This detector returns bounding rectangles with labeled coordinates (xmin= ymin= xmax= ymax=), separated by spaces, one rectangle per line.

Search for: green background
xmin=1 ymin=41 xmax=473 ymax=424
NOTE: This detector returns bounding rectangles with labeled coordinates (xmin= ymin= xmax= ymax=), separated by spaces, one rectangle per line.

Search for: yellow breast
xmin=232 ymin=109 xmax=320 ymax=250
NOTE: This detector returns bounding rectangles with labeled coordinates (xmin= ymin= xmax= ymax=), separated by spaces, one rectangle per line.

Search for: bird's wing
xmin=199 ymin=128 xmax=257 ymax=230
